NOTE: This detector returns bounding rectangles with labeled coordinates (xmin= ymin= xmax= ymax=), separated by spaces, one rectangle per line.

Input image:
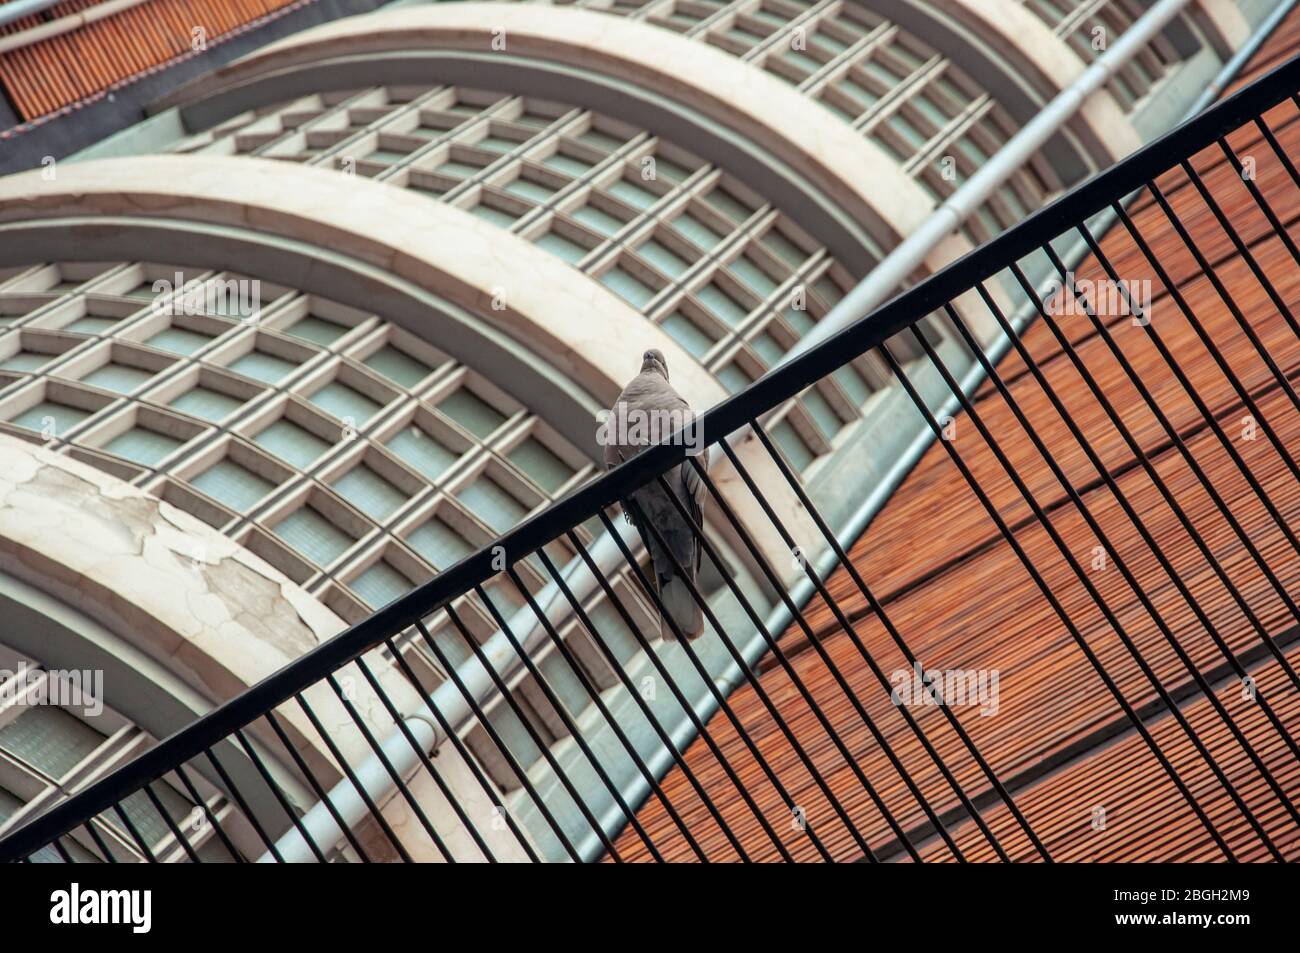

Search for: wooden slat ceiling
xmin=0 ymin=0 xmax=303 ymax=122
xmin=612 ymin=18 xmax=1300 ymax=862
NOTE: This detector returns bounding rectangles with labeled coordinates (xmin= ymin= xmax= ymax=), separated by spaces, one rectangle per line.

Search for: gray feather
xmin=604 ymin=352 xmax=710 ymax=640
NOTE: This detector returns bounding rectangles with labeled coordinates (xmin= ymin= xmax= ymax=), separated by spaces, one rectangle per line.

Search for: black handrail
xmin=2 ymin=50 xmax=1298 ymax=863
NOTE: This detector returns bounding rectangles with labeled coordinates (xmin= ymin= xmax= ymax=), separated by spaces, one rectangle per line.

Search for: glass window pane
xmin=385 ymin=424 xmax=458 ymax=477
xmin=437 ymin=390 xmax=505 ymax=440
xmin=363 ymin=346 xmax=430 ymax=389
xmin=105 ymin=428 xmax=183 ymax=466
xmin=191 ymin=459 xmax=276 ymax=511
xmin=352 ymin=560 xmax=412 ymax=608
xmin=407 ymin=517 xmax=474 ymax=569
xmin=332 ymin=465 xmax=408 ymax=521
xmin=506 ymin=437 xmax=574 ymax=493
xmin=309 ymin=381 xmax=382 ymax=425
xmin=254 ymin=419 xmax=331 ymax=469
xmin=0 ymin=706 xmax=105 ymax=779
xmin=272 ymin=506 xmax=354 ymax=567
xmin=171 ymin=387 xmax=242 ymax=422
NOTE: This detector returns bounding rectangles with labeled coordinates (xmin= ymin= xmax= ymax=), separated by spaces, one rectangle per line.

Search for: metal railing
xmin=2 ymin=51 xmax=1299 ymax=863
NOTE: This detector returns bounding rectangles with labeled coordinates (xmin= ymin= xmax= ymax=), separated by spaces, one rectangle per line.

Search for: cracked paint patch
xmin=0 ymin=435 xmax=343 ymax=694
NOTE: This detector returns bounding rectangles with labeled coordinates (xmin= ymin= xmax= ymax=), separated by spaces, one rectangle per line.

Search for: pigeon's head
xmin=641 ymin=348 xmax=669 ymax=381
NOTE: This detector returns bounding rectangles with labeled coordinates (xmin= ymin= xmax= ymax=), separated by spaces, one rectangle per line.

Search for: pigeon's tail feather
xmin=659 ymin=574 xmax=704 ymax=640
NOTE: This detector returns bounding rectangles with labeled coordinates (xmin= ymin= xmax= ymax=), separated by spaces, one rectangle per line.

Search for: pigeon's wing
xmin=680 ymin=443 xmax=709 ymax=572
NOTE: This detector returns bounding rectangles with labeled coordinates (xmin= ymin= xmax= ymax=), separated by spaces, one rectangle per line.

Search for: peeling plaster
xmin=0 ymin=436 xmax=339 ymax=698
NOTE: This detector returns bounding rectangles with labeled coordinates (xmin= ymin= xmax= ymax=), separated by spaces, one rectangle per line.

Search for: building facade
xmin=0 ymin=0 xmax=1284 ymax=860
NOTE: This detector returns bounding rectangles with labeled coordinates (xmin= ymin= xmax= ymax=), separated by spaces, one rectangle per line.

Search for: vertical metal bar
xmin=420 ymin=612 xmax=583 ymax=862
xmin=949 ymin=290 xmax=1300 ymax=823
xmin=450 ymin=588 xmax=626 ymax=861
xmin=643 ymin=471 xmax=908 ymax=861
xmin=174 ymin=762 xmax=243 ymax=863
xmin=110 ymin=802 xmax=158 ymax=863
xmin=204 ymin=747 xmax=282 ymax=861
xmin=142 ymin=782 xmax=201 ymax=863
xmin=907 ymin=323 xmax=1283 ymax=860
xmin=322 ymin=673 xmax=447 ymax=860
xmin=50 ymin=837 xmax=73 ymax=863
xmin=504 ymin=561 xmax=694 ymax=860
xmin=1147 ymin=180 xmax=1300 ymax=413
xmin=622 ymin=490 xmax=838 ymax=862
xmin=679 ymin=454 xmax=965 ymax=861
xmin=232 ymin=727 xmax=327 ymax=863
xmin=1252 ymin=115 xmax=1300 ymax=193
xmin=533 ymin=543 xmax=717 ymax=863
xmin=598 ymin=509 xmax=804 ymax=861
xmin=382 ymin=634 xmax=539 ymax=861
xmin=739 ymin=424 xmax=1053 ymax=861
xmin=477 ymin=577 xmax=659 ymax=860
xmin=1037 ymin=247 xmax=1300 ymax=690
xmin=292 ymin=697 xmax=412 ymax=862
xmin=80 ymin=820 xmax=119 ymax=864
xmin=563 ymin=528 xmax=758 ymax=862
xmin=877 ymin=342 xmax=1238 ymax=861
xmin=352 ymin=656 xmax=470 ymax=861
xmin=706 ymin=440 xmax=1005 ymax=860
xmin=616 ymin=493 xmax=843 ymax=861
xmin=1098 ymin=209 xmax=1300 ymax=542
xmin=263 ymin=710 xmax=371 ymax=862
xmin=1215 ymin=137 xmax=1300 ymax=268
xmin=1179 ymin=157 xmax=1300 ymax=343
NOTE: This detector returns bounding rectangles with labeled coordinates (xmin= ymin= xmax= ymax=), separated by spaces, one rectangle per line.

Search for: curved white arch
xmin=0 ymin=154 xmax=818 ymax=585
xmin=932 ymin=0 xmax=1141 ymax=163
xmin=0 ymin=434 xmax=511 ymax=860
xmin=163 ymin=3 xmax=956 ymax=261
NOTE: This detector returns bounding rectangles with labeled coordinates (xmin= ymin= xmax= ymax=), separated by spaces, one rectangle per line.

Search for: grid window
xmin=351 ymin=559 xmax=414 ymax=608
xmin=170 ymin=387 xmax=242 ymax=422
xmin=272 ymin=505 xmax=354 ymax=568
xmin=506 ymin=438 xmax=574 ymax=494
xmin=1 ymin=351 xmax=53 ymax=372
xmin=385 ymin=423 xmax=459 ymax=478
xmin=104 ymin=427 xmax=183 ymax=466
xmin=191 ymin=458 xmax=276 ymax=511
xmin=11 ymin=400 xmax=89 ymax=433
xmin=229 ymin=350 xmax=297 ymax=385
xmin=407 ymin=516 xmax=474 ymax=569
xmin=437 ymin=389 xmax=506 ymax=440
xmin=148 ymin=327 xmax=216 ymax=355
xmin=660 ymin=312 xmax=716 ymax=358
xmin=308 ymin=380 xmax=382 ymax=425
xmin=285 ymin=315 xmax=351 ymax=347
xmin=254 ymin=419 xmax=331 ymax=469
xmin=81 ymin=364 xmax=153 ymax=394
xmin=363 ymin=346 xmax=432 ymax=388
xmin=0 ymin=706 xmax=104 ymax=779
xmin=331 ymin=464 xmax=408 ymax=521
xmin=457 ymin=475 xmax=529 ymax=533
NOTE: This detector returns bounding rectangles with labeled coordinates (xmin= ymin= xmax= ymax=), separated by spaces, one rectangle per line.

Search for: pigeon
xmin=603 ymin=349 xmax=709 ymax=640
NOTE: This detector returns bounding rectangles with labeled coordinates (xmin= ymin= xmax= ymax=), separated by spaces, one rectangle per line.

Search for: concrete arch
xmin=155 ymin=3 xmax=959 ymax=271
xmin=928 ymin=0 xmax=1142 ymax=165
xmin=0 ymin=154 xmax=817 ymax=586
xmin=0 ymin=434 xmax=509 ymax=860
